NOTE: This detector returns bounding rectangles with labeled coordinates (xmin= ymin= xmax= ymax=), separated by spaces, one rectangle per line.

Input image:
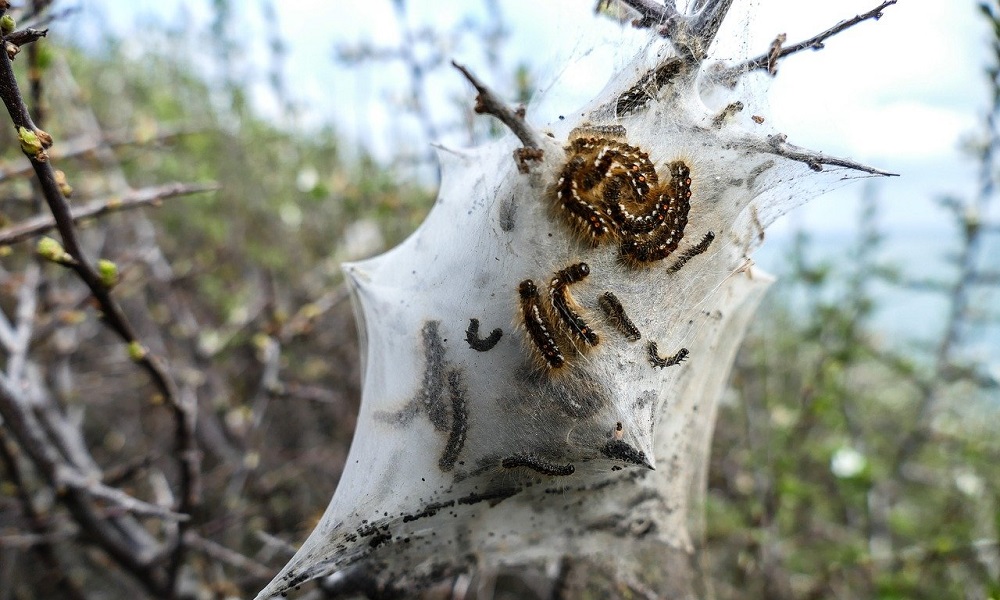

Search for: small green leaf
xmin=97 ymin=259 xmax=119 ymax=288
xmin=127 ymin=341 xmax=147 ymax=362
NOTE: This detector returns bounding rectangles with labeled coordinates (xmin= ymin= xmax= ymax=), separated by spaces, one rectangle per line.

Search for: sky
xmin=67 ymin=0 xmax=990 ymax=247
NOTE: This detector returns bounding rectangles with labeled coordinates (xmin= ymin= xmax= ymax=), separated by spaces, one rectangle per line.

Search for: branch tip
xmin=452 ymin=60 xmax=541 ymax=151
xmin=765 ymin=134 xmax=898 ymax=177
xmin=724 ymin=0 xmax=898 ymax=81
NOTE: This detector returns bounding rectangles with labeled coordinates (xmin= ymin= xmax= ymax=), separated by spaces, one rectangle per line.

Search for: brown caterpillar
xmin=668 ymin=231 xmax=715 ymax=274
xmin=555 ymin=153 xmax=615 ymax=242
xmin=549 ymin=262 xmax=599 ymax=349
xmin=597 ymin=291 xmax=641 ymax=342
xmin=501 ymin=454 xmax=576 ymax=477
xmin=648 ymin=342 xmax=688 ymax=369
xmin=556 ymin=133 xmax=695 ymax=267
xmin=619 ymin=160 xmax=693 ymax=266
xmin=519 ymin=279 xmax=565 ymax=369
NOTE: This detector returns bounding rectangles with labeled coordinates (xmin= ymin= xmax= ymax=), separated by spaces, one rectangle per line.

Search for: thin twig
xmin=763 ymin=133 xmax=897 ymax=176
xmin=183 ymin=531 xmax=273 ymax=579
xmin=452 ymin=60 xmax=541 ymax=150
xmin=0 ymin=373 xmax=171 ymax=592
xmin=0 ymin=182 xmax=219 ymax=245
xmin=0 ymin=126 xmax=208 ymax=183
xmin=5 ymin=27 xmax=48 ymax=48
xmin=723 ymin=1 xmax=897 ymax=80
xmin=0 ymin=16 xmax=201 ymax=524
xmin=57 ymin=466 xmax=190 ymax=521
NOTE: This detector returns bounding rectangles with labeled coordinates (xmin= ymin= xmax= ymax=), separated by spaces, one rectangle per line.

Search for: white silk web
xmin=257 ymin=2 xmax=894 ymax=597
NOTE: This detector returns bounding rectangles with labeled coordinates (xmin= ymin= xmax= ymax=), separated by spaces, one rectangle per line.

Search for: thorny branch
xmin=763 ymin=134 xmax=897 ymax=176
xmin=452 ymin=60 xmax=542 ymax=151
xmin=722 ymin=0 xmax=898 ymax=81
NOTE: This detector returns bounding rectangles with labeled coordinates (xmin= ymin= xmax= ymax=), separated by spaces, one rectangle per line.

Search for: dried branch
xmin=762 ymin=133 xmax=897 ymax=176
xmin=616 ymin=0 xmax=733 ymax=59
xmin=5 ymin=27 xmax=48 ymax=48
xmin=0 ymin=182 xmax=219 ymax=245
xmin=452 ymin=60 xmax=541 ymax=150
xmin=618 ymin=0 xmax=681 ymax=29
xmin=56 ymin=467 xmax=190 ymax=521
xmin=183 ymin=531 xmax=273 ymax=580
xmin=688 ymin=0 xmax=735 ymax=51
xmin=0 ymin=372 xmax=170 ymax=591
xmin=0 ymin=426 xmax=87 ymax=600
xmin=722 ymin=1 xmax=897 ymax=80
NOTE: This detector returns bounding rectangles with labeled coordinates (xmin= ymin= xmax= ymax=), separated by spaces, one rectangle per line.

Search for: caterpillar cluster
xmin=518 ymin=263 xmax=598 ymax=370
xmin=516 ymin=130 xmax=710 ymax=371
xmin=555 ymin=130 xmax=695 ymax=267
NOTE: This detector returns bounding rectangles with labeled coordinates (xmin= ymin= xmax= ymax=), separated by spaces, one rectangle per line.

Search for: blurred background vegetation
xmin=0 ymin=1 xmax=997 ymax=599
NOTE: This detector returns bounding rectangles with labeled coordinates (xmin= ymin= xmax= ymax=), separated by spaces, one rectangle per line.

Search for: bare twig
xmin=183 ymin=531 xmax=273 ymax=580
xmin=452 ymin=60 xmax=541 ymax=150
xmin=0 ymin=426 xmax=88 ymax=600
xmin=0 ymin=182 xmax=219 ymax=245
xmin=762 ymin=133 xmax=897 ymax=176
xmin=723 ymin=1 xmax=897 ymax=81
xmin=5 ymin=27 xmax=48 ymax=48
xmin=57 ymin=467 xmax=190 ymax=521
xmin=615 ymin=0 xmax=733 ymax=59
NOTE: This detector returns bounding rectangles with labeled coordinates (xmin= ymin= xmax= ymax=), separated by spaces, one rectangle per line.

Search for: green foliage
xmin=707 ymin=196 xmax=1000 ymax=599
xmin=58 ymin=37 xmax=433 ymax=325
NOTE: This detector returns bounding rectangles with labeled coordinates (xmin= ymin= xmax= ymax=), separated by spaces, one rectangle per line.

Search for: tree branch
xmin=722 ymin=1 xmax=897 ymax=81
xmin=0 ymin=9 xmax=201 ymax=594
xmin=615 ymin=0 xmax=733 ymax=59
xmin=452 ymin=60 xmax=541 ymax=150
xmin=688 ymin=0 xmax=735 ymax=52
xmin=0 ymin=182 xmax=219 ymax=245
xmin=762 ymin=133 xmax=897 ymax=176
xmin=5 ymin=27 xmax=48 ymax=48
